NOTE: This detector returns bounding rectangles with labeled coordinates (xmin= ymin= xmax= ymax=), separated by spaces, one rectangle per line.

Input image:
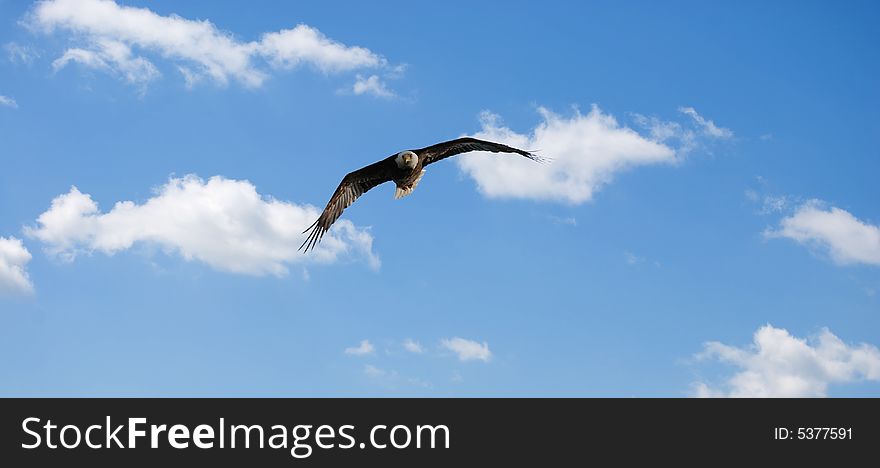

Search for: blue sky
xmin=1 ymin=0 xmax=878 ymax=396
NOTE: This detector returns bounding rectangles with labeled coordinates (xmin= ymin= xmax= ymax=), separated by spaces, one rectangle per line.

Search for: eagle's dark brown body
xmin=393 ymin=160 xmax=425 ymax=195
xmin=395 ymin=164 xmax=424 ymax=187
xmin=299 ymin=137 xmax=544 ymax=252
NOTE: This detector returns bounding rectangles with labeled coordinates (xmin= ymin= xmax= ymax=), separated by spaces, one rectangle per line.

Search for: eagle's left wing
xmin=417 ymin=137 xmax=544 ymax=166
xmin=299 ymin=156 xmax=397 ymax=252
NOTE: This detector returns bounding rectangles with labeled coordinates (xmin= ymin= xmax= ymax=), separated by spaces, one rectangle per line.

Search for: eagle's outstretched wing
xmin=300 ymin=156 xmax=397 ymax=252
xmin=417 ymin=137 xmax=544 ymax=166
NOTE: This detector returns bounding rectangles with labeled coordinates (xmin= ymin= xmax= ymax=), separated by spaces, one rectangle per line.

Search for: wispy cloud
xmin=363 ymin=363 xmax=385 ymax=377
xmin=632 ymin=106 xmax=732 ymax=155
xmin=692 ymin=324 xmax=880 ymax=397
xmin=765 ymin=200 xmax=880 ymax=266
xmin=441 ymin=337 xmax=492 ymax=362
xmin=458 ymin=105 xmax=731 ymax=204
xmin=624 ymin=251 xmax=644 ymax=266
xmin=52 ymin=39 xmax=160 ymax=91
xmin=28 ymin=0 xmax=397 ymax=92
xmin=25 ymin=175 xmax=380 ymax=276
xmin=743 ymin=175 xmax=799 ymax=218
xmin=623 ymin=251 xmax=660 ymax=268
xmin=403 ymin=338 xmax=424 ymax=354
xmin=5 ymin=41 xmax=39 ymax=65
xmin=0 ymin=95 xmax=18 ymax=108
xmin=678 ymin=106 xmax=733 ymax=139
xmin=345 ymin=340 xmax=375 ymax=356
xmin=0 ymin=236 xmax=34 ymax=296
xmin=548 ymin=215 xmax=577 ymax=226
xmin=362 ymin=364 xmax=432 ymax=389
xmin=759 ymin=195 xmax=790 ymax=214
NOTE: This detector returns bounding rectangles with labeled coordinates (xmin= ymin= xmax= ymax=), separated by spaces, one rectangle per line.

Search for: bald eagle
xmin=299 ymin=137 xmax=544 ymax=252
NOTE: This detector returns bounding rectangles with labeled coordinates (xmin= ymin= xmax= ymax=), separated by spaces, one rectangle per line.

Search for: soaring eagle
xmin=300 ymin=137 xmax=544 ymax=252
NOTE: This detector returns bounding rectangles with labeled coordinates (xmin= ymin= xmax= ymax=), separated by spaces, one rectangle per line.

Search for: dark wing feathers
xmin=417 ymin=137 xmax=544 ymax=166
xmin=299 ymin=157 xmax=397 ymax=252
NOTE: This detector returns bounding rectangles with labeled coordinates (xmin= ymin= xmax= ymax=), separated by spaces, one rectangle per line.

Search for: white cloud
xmin=548 ymin=215 xmax=577 ymax=226
xmin=624 ymin=251 xmax=644 ymax=266
xmin=744 ymin=189 xmax=759 ymax=202
xmin=693 ymin=324 xmax=880 ymax=397
xmin=385 ymin=63 xmax=407 ymax=79
xmin=744 ymin=180 xmax=795 ymax=216
xmin=363 ymin=364 xmax=385 ymax=377
xmin=5 ymin=42 xmax=39 ymax=65
xmin=631 ymin=114 xmax=695 ymax=152
xmin=53 ymin=48 xmax=104 ymax=70
xmin=29 ymin=0 xmax=391 ymax=90
xmin=0 ymin=236 xmax=34 ymax=296
xmin=0 ymin=95 xmax=18 ymax=108
xmin=441 ymin=337 xmax=492 ymax=362
xmin=678 ymin=106 xmax=733 ymax=139
xmin=25 ymin=175 xmax=380 ymax=276
xmin=52 ymin=39 xmax=160 ymax=88
xmin=759 ymin=194 xmax=789 ymax=214
xmin=766 ymin=200 xmax=880 ymax=266
xmin=258 ymin=25 xmax=384 ymax=72
xmin=632 ymin=106 xmax=732 ymax=155
xmin=345 ymin=340 xmax=375 ymax=356
xmin=362 ymin=364 xmax=432 ymax=388
xmin=457 ymin=105 xmax=708 ymax=204
xmin=744 ymin=189 xmax=792 ymax=215
xmin=176 ymin=65 xmax=203 ymax=89
xmin=351 ymin=74 xmax=394 ymax=98
xmin=403 ymin=338 xmax=424 ymax=354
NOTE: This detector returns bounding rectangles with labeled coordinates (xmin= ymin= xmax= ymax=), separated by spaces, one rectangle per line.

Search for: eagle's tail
xmin=393 ymin=170 xmax=426 ymax=200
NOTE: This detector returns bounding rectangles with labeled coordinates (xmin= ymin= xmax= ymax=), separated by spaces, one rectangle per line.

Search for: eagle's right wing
xmin=417 ymin=137 xmax=544 ymax=166
xmin=300 ymin=156 xmax=397 ymax=252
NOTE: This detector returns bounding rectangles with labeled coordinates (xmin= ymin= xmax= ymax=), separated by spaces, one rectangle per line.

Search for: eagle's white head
xmin=395 ymin=151 xmax=419 ymax=170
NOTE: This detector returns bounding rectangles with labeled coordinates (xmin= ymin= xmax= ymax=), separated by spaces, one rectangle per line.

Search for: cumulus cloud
xmin=457 ymin=105 xmax=729 ymax=204
xmin=29 ymin=0 xmax=393 ymax=90
xmin=693 ymin=325 xmax=880 ymax=397
xmin=403 ymin=338 xmax=424 ymax=354
xmin=345 ymin=340 xmax=375 ymax=356
xmin=351 ymin=74 xmax=394 ymax=98
xmin=766 ymin=200 xmax=880 ymax=266
xmin=25 ymin=175 xmax=379 ymax=276
xmin=441 ymin=337 xmax=492 ymax=362
xmin=0 ymin=95 xmax=17 ymax=108
xmin=258 ymin=25 xmax=384 ymax=72
xmin=0 ymin=237 xmax=34 ymax=296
